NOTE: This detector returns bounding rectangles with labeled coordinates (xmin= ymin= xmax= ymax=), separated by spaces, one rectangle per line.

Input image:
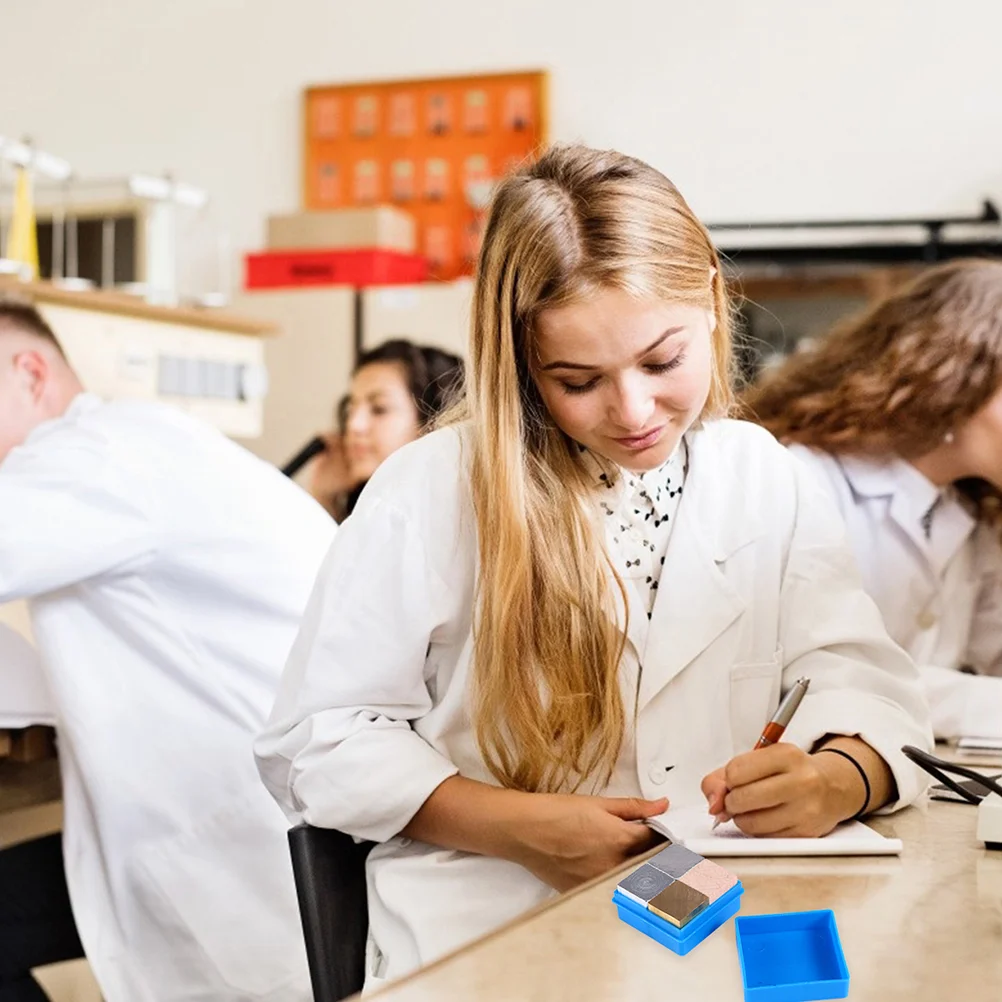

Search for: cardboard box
xmin=267 ymin=207 xmax=416 ymax=253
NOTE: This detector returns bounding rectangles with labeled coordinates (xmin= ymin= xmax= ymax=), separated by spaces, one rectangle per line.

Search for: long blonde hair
xmin=463 ymin=145 xmax=734 ymax=793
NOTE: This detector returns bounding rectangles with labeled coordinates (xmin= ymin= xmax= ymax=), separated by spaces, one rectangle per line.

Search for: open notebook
xmin=646 ymin=805 xmax=902 ymax=857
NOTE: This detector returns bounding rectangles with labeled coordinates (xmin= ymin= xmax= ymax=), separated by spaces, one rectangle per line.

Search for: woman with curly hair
xmin=745 ymin=258 xmax=1002 ymax=741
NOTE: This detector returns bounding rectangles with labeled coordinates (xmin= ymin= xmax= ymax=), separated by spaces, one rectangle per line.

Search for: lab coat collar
xmin=839 ymin=452 xmax=935 ymax=503
xmin=839 ymin=453 xmax=976 ymax=577
xmin=17 ymin=392 xmax=102 ymax=457
xmin=634 ymin=423 xmax=761 ymax=712
xmin=65 ymin=391 xmax=102 ymax=418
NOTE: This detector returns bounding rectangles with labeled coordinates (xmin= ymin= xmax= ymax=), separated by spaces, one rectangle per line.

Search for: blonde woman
xmin=745 ymin=259 xmax=1002 ymax=741
xmin=256 ymin=146 xmax=931 ymax=987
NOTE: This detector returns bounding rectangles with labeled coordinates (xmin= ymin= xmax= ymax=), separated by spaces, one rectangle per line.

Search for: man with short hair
xmin=0 ymin=298 xmax=333 ymax=1002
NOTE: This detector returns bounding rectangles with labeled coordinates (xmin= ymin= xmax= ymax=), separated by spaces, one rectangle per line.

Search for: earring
xmin=944 ymin=431 xmax=955 ymax=445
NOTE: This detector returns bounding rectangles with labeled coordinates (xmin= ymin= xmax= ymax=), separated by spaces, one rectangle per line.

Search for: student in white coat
xmin=745 ymin=259 xmax=1002 ymax=741
xmin=0 ymin=299 xmax=334 ymax=1002
xmin=256 ymin=146 xmax=932 ymax=989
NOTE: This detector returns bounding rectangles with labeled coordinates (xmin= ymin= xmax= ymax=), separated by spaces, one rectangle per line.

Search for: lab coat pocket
xmin=128 ymin=790 xmax=309 ymax=1000
xmin=729 ymin=653 xmax=783 ymax=751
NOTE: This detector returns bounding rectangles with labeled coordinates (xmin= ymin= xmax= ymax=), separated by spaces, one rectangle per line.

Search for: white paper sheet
xmin=647 ymin=804 xmax=902 ymax=857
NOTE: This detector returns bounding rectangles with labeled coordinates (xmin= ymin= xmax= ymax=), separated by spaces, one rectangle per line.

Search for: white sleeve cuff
xmin=264 ymin=713 xmax=461 ymax=844
xmin=783 ymin=689 xmax=933 ymax=812
xmin=921 ymin=664 xmax=1002 ymax=741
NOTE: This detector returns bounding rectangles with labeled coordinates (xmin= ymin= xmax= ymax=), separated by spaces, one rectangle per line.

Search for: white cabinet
xmin=362 ymin=279 xmax=472 ymax=359
xmin=44 ymin=303 xmax=267 ymax=440
xmin=231 ymin=287 xmax=356 ymax=470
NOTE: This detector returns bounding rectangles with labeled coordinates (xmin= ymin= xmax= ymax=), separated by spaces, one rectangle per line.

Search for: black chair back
xmin=288 ymin=824 xmax=374 ymax=1002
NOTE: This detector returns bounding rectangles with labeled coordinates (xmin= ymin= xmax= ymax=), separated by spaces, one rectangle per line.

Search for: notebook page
xmin=646 ymin=804 xmax=902 ymax=857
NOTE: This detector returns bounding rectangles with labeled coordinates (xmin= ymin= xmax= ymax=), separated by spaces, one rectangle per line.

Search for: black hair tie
xmin=815 ymin=746 xmax=872 ymax=820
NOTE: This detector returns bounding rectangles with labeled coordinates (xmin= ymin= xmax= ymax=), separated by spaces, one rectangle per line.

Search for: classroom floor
xmin=0 ymin=759 xmax=103 ymax=1002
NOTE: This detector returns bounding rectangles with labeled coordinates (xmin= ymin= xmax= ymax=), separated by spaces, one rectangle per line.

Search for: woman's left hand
xmin=307 ymin=433 xmax=355 ymax=502
xmin=700 ymin=743 xmax=867 ymax=838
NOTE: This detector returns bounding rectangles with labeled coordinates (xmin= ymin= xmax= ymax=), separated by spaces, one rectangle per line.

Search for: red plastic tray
xmin=245 ymin=248 xmax=428 ymax=289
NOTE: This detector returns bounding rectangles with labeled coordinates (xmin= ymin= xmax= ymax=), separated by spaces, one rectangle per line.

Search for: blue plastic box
xmin=734 ymin=910 xmax=849 ymax=1002
xmin=612 ymin=880 xmax=744 ymax=956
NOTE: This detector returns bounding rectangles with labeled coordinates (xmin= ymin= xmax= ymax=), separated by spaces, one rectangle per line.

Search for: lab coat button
xmin=648 ymin=763 xmax=673 ymax=784
xmin=917 ymin=610 xmax=937 ymax=631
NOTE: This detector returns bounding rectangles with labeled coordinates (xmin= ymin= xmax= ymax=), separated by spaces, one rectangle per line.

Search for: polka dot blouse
xmin=585 ymin=441 xmax=689 ymax=618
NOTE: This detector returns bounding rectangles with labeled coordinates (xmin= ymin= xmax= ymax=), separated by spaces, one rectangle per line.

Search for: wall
xmin=1 ymin=0 xmax=1000 ymax=293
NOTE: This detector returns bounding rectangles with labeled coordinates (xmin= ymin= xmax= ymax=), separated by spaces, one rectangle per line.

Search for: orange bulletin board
xmin=303 ymin=70 xmax=549 ymax=280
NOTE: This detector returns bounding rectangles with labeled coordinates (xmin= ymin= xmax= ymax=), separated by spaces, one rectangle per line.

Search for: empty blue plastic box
xmin=612 ymin=880 xmax=744 ymax=956
xmin=734 ymin=910 xmax=849 ymax=1002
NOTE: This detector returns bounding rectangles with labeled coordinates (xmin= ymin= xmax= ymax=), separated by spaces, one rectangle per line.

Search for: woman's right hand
xmin=502 ymin=793 xmax=668 ymax=892
xmin=307 ymin=432 xmax=354 ymax=503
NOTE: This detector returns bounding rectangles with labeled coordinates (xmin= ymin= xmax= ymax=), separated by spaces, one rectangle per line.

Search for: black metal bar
xmin=353 ymin=289 xmax=363 ymax=366
xmin=718 ymin=240 xmax=1002 ymax=267
xmin=708 ymin=198 xmax=1000 ymax=233
xmin=281 ymin=436 xmax=326 ymax=479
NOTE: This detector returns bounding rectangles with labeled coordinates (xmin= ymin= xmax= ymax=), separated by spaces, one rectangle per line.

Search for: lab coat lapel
xmin=841 ymin=455 xmax=942 ymax=580
xmin=888 ymin=487 xmax=977 ymax=580
xmin=637 ymin=432 xmax=756 ymax=713
xmin=925 ymin=498 xmax=977 ymax=577
xmin=887 ymin=490 xmax=937 ymax=573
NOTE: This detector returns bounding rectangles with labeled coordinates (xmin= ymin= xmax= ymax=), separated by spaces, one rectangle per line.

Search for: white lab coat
xmin=256 ymin=419 xmax=932 ymax=988
xmin=789 ymin=445 xmax=1002 ymax=740
xmin=0 ymin=394 xmax=335 ymax=1002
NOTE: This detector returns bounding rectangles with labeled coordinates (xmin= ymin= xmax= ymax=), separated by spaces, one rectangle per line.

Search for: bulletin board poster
xmin=303 ymin=70 xmax=548 ymax=280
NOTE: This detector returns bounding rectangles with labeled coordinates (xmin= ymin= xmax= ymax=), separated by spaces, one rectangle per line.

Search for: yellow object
xmin=6 ymin=167 xmax=39 ymax=277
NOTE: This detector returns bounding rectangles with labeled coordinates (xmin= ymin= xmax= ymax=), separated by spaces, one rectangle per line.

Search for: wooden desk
xmin=0 ymin=604 xmax=55 ymax=762
xmin=369 ymin=801 xmax=1002 ymax=1001
xmin=0 ymin=757 xmax=61 ymax=815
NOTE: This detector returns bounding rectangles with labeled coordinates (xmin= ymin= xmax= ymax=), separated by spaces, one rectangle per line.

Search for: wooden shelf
xmin=0 ymin=278 xmax=279 ymax=338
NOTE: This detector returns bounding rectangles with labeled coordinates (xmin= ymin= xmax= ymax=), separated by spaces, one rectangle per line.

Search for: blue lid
xmin=734 ymin=910 xmax=849 ymax=1002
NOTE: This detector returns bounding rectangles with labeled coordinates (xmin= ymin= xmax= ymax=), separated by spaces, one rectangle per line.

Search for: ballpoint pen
xmin=712 ymin=676 xmax=811 ymax=829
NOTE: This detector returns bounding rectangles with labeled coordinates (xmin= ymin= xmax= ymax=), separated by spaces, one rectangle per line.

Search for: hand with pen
xmin=700 ymin=678 xmax=897 ymax=837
